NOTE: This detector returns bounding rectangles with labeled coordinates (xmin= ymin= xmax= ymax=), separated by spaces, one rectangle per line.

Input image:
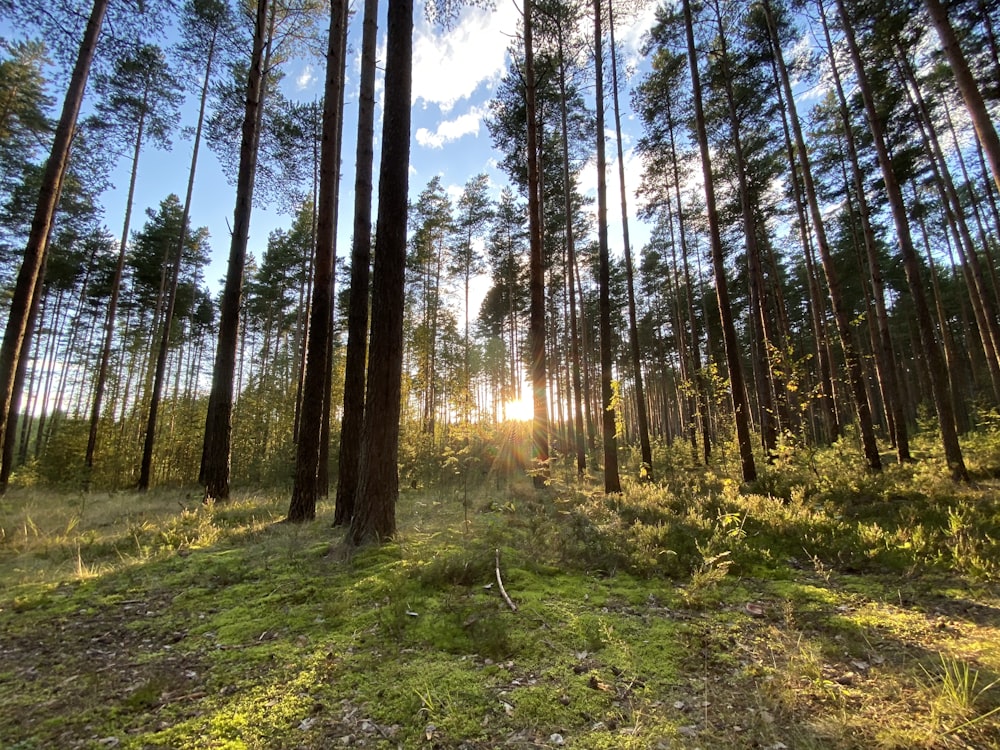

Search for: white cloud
xmin=411 ymin=1 xmax=520 ymax=111
xmin=296 ymin=64 xmax=316 ymax=90
xmin=616 ymin=1 xmax=660 ymax=76
xmin=415 ymin=106 xmax=484 ymax=149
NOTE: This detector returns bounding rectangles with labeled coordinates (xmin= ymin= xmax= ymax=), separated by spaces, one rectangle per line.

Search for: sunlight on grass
xmin=1 ymin=436 xmax=999 ymax=748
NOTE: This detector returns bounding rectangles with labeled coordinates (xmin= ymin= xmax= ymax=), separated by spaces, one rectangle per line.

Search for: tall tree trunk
xmin=90 ymin=115 xmax=148 ymax=471
xmin=765 ymin=0 xmax=881 ymax=471
xmin=574 ymin=253 xmax=597 ymax=448
xmin=608 ymin=0 xmax=651 ymax=479
xmin=524 ymin=0 xmax=550 ymax=487
xmin=49 ymin=242 xmax=99 ymax=446
xmin=771 ymin=54 xmax=838 ymax=443
xmin=594 ymin=0 xmax=621 ymax=493
xmin=916 ymin=203 xmax=970 ymax=431
xmin=334 ymin=0 xmax=378 ymax=526
xmin=664 ymin=95 xmax=711 ymax=463
xmin=200 ymin=0 xmax=272 ymax=500
xmin=816 ymin=5 xmax=903 ymax=454
xmin=923 ymin=0 xmax=1000 ymax=195
xmin=0 ymin=0 xmax=107 ymax=489
xmin=139 ymin=25 xmax=218 ymax=491
xmin=682 ymin=0 xmax=756 ymax=482
xmin=896 ymin=46 xmax=1000 ymax=404
xmin=289 ymin=0 xmax=347 ymax=523
xmin=349 ymin=0 xmax=412 ymax=544
xmin=317 ymin=7 xmax=348 ymax=499
xmin=711 ymin=2 xmax=780 ymax=459
xmin=33 ymin=288 xmax=66 ymax=459
xmin=836 ymin=0 xmax=967 ymax=480
xmin=555 ymin=35 xmax=586 ymax=476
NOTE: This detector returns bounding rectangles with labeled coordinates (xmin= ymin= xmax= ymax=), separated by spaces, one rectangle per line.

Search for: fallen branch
xmin=495 ymin=548 xmax=517 ymax=612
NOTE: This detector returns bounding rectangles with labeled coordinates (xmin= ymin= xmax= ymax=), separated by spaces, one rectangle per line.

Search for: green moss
xmin=2 ymin=459 xmax=1000 ymax=750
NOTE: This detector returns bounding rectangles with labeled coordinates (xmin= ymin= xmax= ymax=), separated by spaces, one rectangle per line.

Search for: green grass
xmin=2 ymin=433 xmax=1000 ymax=748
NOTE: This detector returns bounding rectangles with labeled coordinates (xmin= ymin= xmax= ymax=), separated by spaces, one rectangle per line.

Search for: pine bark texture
xmin=0 ymin=0 xmax=108 ymax=490
xmin=289 ymin=0 xmax=347 ymax=523
xmin=349 ymin=0 xmax=413 ymax=544
xmin=334 ymin=0 xmax=378 ymax=526
xmin=836 ymin=0 xmax=967 ymax=480
xmin=200 ymin=0 xmax=271 ymax=500
xmin=524 ymin=0 xmax=550 ymax=488
xmin=682 ymin=0 xmax=757 ymax=482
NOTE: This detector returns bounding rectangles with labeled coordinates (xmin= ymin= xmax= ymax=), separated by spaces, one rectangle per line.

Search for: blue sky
xmin=0 ymin=0 xmax=662 ymax=320
xmin=88 ymin=0 xmax=660 ymax=311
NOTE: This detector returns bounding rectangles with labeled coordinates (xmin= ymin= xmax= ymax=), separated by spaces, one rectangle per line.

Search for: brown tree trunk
xmin=349 ymin=0 xmax=412 ymax=544
xmin=924 ymin=0 xmax=1000 ymax=195
xmin=555 ymin=30 xmax=586 ymax=477
xmin=0 ymin=256 xmax=46 ymax=491
xmin=682 ymin=0 xmax=756 ymax=482
xmin=317 ymin=7 xmax=348 ymax=499
xmin=334 ymin=0 xmax=378 ymax=526
xmin=0 ymin=0 xmax=107 ymax=489
xmin=289 ymin=0 xmax=347 ymax=522
xmin=711 ymin=0 xmax=780 ymax=460
xmin=837 ymin=0 xmax=967 ymax=480
xmin=200 ymin=0 xmax=272 ymax=500
xmin=608 ymin=0 xmax=651 ymax=479
xmin=524 ymin=0 xmax=550 ymax=487
xmin=768 ymin=0 xmax=882 ymax=471
xmin=896 ymin=46 xmax=1000 ymax=406
xmin=139 ymin=26 xmax=218 ymax=491
xmin=772 ymin=58 xmax=838 ymax=444
xmin=817 ymin=5 xmax=904 ymax=455
xmin=594 ymin=0 xmax=621 ymax=493
xmin=664 ymin=95 xmax=712 ymax=463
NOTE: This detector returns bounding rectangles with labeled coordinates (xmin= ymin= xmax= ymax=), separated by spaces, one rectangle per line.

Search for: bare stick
xmin=495 ymin=548 xmax=517 ymax=612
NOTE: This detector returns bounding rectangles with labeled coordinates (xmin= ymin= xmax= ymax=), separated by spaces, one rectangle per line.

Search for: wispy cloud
xmin=296 ymin=64 xmax=316 ymax=90
xmin=415 ymin=106 xmax=484 ymax=149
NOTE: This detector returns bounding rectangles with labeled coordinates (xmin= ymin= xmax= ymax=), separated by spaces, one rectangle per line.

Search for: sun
xmin=504 ymin=390 xmax=535 ymax=422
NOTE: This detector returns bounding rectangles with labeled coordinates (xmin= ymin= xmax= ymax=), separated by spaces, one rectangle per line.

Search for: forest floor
xmin=2 ymin=437 xmax=1000 ymax=749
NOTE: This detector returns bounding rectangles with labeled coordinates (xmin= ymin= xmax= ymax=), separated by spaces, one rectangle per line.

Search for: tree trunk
xmin=664 ymin=95 xmax=711 ymax=463
xmin=349 ymin=0 xmax=412 ymax=544
xmin=771 ymin=58 xmax=838 ymax=444
xmin=836 ymin=0 xmax=967 ymax=480
xmin=710 ymin=1 xmax=781 ymax=460
xmin=555 ymin=37 xmax=586 ymax=476
xmin=334 ymin=0 xmax=378 ymax=526
xmin=608 ymin=0 xmax=651 ymax=479
xmin=139 ymin=26 xmax=218 ymax=491
xmin=317 ymin=7 xmax=348 ymax=499
xmin=767 ymin=0 xmax=882 ymax=472
xmin=200 ymin=0 xmax=272 ymax=500
xmin=524 ymin=0 xmax=550 ymax=487
xmin=896 ymin=46 xmax=1000 ymax=404
xmin=923 ymin=0 xmax=1000 ymax=195
xmin=0 ymin=257 xmax=45 ymax=491
xmin=289 ymin=0 xmax=347 ymax=523
xmin=0 ymin=0 xmax=107 ymax=489
xmin=594 ymin=0 xmax=621 ymax=493
xmin=816 ymin=5 xmax=903 ymax=454
xmin=682 ymin=0 xmax=756 ymax=482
